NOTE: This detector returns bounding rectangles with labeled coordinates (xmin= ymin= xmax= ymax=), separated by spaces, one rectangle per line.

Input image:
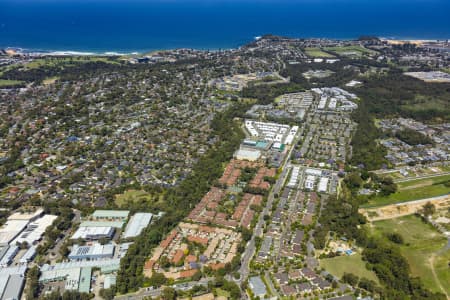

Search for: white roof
xmin=305 ymin=176 xmax=316 ymax=189
xmin=20 ymin=246 xmax=37 ymax=263
xmin=8 ymin=208 xmax=44 ymax=221
xmin=285 ymin=133 xmax=295 ymax=145
xmin=71 ymin=226 xmax=114 ymax=240
xmin=0 ymin=220 xmax=29 ymax=244
xmin=12 ymin=214 xmax=57 ymax=245
xmin=0 ymin=245 xmax=19 ymax=267
xmin=123 ymin=213 xmax=153 ymax=238
xmin=234 ymin=149 xmax=261 ymax=161
xmin=318 ymin=177 xmax=329 ymax=193
xmin=305 ymin=168 xmax=322 ymax=176
xmin=69 ymin=243 xmax=115 ymax=259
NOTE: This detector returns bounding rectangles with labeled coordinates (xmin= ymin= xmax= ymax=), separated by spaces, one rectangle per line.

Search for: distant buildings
xmin=378 ymin=118 xmax=450 ymax=166
xmin=404 ymin=71 xmax=450 ymax=83
xmin=209 ymin=72 xmax=284 ymax=91
xmin=244 ymin=120 xmax=295 ymax=144
xmin=286 ymin=166 xmax=338 ymax=194
xmin=312 ymin=87 xmax=358 ymax=112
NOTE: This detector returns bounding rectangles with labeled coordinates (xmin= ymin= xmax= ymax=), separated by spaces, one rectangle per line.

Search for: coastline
xmin=2 ymin=36 xmax=448 ymax=57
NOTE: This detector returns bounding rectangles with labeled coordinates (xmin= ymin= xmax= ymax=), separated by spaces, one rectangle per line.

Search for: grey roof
xmin=292 ymin=230 xmax=304 ymax=245
xmin=1 ymin=274 xmax=25 ymax=300
xmin=0 ymin=267 xmax=26 ymax=300
xmin=249 ymin=276 xmax=267 ymax=297
xmin=123 ymin=213 xmax=153 ymax=238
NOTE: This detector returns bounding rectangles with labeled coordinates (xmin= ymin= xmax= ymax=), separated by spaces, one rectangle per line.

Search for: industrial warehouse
xmin=36 ymin=209 xmax=157 ymax=294
xmin=287 ymin=165 xmax=339 ymax=194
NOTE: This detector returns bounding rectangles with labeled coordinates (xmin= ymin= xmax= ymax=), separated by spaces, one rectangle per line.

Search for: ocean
xmin=1 ymin=0 xmax=449 ymax=54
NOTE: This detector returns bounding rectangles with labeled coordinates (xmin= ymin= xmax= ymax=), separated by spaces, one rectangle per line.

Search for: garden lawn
xmin=320 ymin=253 xmax=379 ymax=283
xmin=115 ymin=189 xmax=163 ymax=207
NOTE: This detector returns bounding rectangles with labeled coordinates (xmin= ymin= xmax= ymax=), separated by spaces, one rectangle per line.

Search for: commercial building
xmin=7 ymin=208 xmax=44 ymax=222
xmin=0 ymin=209 xmax=56 ymax=246
xmin=122 ymin=213 xmax=153 ymax=239
xmin=104 ymin=275 xmax=117 ymax=289
xmin=249 ymin=276 xmax=267 ymax=298
xmin=0 ymin=266 xmax=26 ymax=300
xmin=68 ymin=243 xmax=115 ymax=261
xmin=71 ymin=226 xmax=115 ymax=241
xmin=39 ymin=259 xmax=120 ymax=293
xmin=19 ymin=246 xmax=37 ymax=264
xmin=12 ymin=214 xmax=58 ymax=246
xmin=0 ymin=220 xmax=29 ymax=245
xmin=304 ymin=175 xmax=316 ymax=190
xmin=318 ymin=177 xmax=329 ymax=193
xmin=234 ymin=149 xmax=261 ymax=161
xmin=79 ymin=221 xmax=124 ymax=228
xmin=0 ymin=245 xmax=19 ymax=267
xmin=284 ymin=126 xmax=299 ymax=145
xmin=245 ymin=120 xmax=292 ymax=144
xmin=287 ymin=166 xmax=300 ymax=188
xmin=91 ymin=210 xmax=129 ymax=222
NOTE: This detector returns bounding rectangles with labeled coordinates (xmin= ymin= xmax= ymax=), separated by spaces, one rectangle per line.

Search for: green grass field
xmin=0 ymin=79 xmax=23 ymax=87
xmin=402 ymin=94 xmax=450 ymax=117
xmin=324 ymin=46 xmax=377 ymax=57
xmin=320 ymin=253 xmax=379 ymax=283
xmin=370 ymin=215 xmax=449 ymax=295
xmin=24 ymin=56 xmax=118 ymax=69
xmin=215 ymin=288 xmax=231 ymax=298
xmin=362 ymin=174 xmax=450 ymax=208
xmin=397 ymin=174 xmax=450 ymax=188
xmin=115 ymin=189 xmax=163 ymax=207
xmin=304 ymin=48 xmax=335 ymax=58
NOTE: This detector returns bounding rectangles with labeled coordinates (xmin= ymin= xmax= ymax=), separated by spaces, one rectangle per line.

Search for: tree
xmin=147 ymin=272 xmax=167 ymax=287
xmin=386 ymin=232 xmax=404 ymax=244
xmin=99 ymin=287 xmax=115 ymax=300
xmin=344 ymin=173 xmax=363 ymax=189
xmin=342 ymin=273 xmax=359 ymax=286
xmin=26 ymin=266 xmax=40 ymax=300
xmin=191 ymin=270 xmax=202 ymax=281
xmin=161 ymin=287 xmax=176 ymax=300
xmin=422 ymin=202 xmax=435 ymax=218
xmin=358 ymin=278 xmax=377 ymax=293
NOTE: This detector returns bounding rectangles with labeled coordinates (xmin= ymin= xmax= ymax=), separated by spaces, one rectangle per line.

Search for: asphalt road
xmin=236 ymin=132 xmax=299 ymax=285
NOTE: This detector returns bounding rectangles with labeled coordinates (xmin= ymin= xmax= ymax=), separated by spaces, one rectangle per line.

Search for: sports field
xmin=362 ymin=174 xmax=450 ymax=208
xmin=324 ymin=46 xmax=377 ymax=57
xmin=304 ymin=48 xmax=335 ymax=58
xmin=371 ymin=215 xmax=449 ymax=296
xmin=0 ymin=79 xmax=23 ymax=87
xmin=320 ymin=253 xmax=379 ymax=283
xmin=24 ymin=56 xmax=118 ymax=69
